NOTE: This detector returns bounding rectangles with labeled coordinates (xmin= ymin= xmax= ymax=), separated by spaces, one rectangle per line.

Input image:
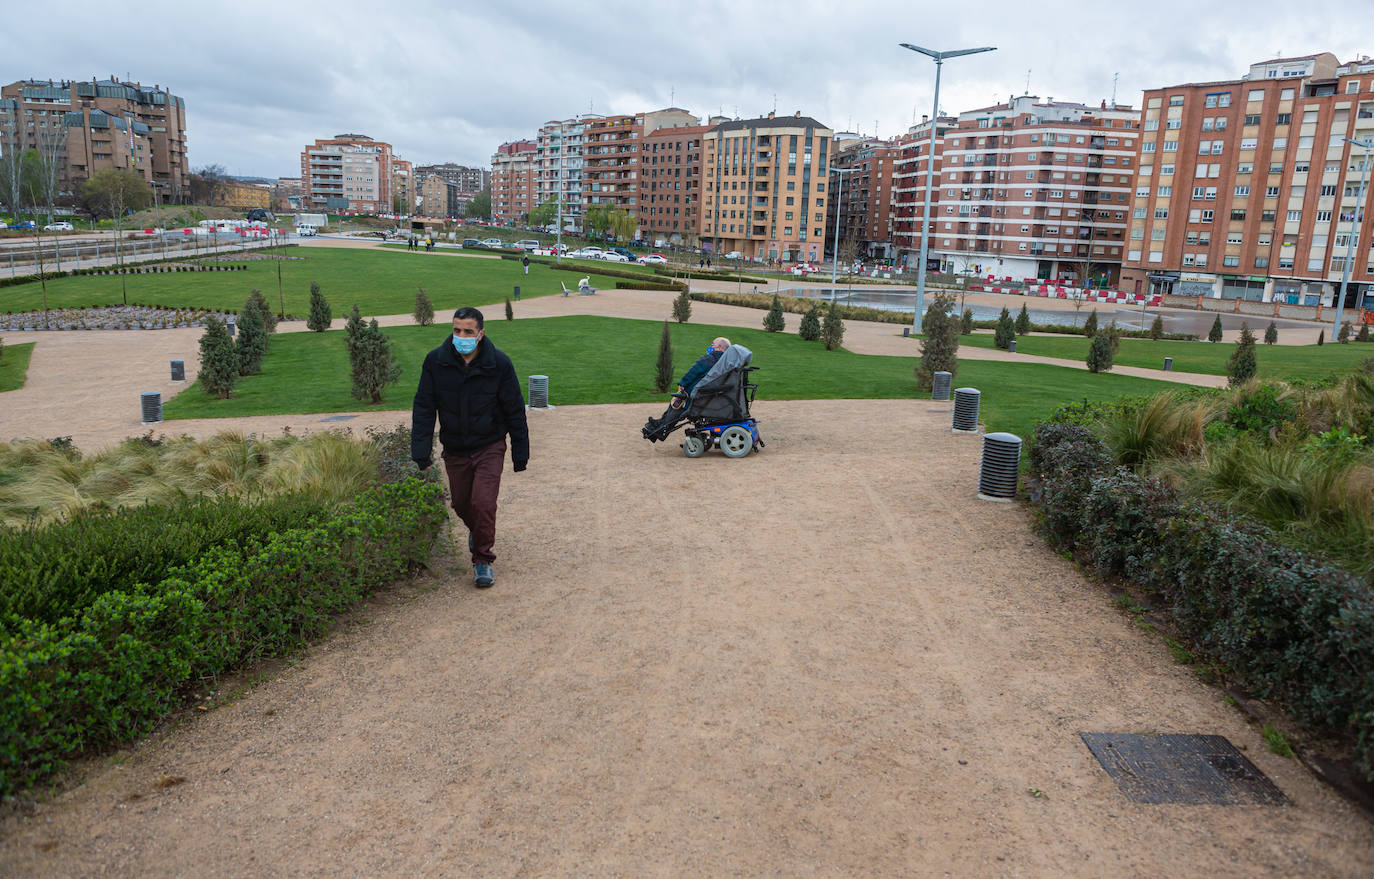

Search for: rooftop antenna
xmin=1111 ymin=72 xmax=1119 ymax=107
xmin=772 ymin=92 xmax=777 ymax=113
xmin=670 ymin=85 xmax=674 ymax=105
xmin=1025 ymin=68 xmax=1031 ymax=95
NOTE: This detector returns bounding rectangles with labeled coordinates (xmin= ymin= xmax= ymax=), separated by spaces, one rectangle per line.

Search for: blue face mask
xmin=707 ymin=345 xmax=717 ymax=355
xmin=453 ymin=335 xmax=479 ymax=355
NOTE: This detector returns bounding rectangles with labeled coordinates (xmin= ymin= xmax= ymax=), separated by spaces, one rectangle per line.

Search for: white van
xmin=296 ymin=224 xmax=318 ymax=237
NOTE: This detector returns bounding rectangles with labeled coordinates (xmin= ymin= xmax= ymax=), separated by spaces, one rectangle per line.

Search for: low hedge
xmin=1029 ymin=421 xmax=1374 ymax=780
xmin=0 ymin=493 xmax=331 ymax=629
xmin=0 ymin=476 xmax=447 ymax=794
xmin=614 ymin=280 xmax=685 ymax=292
xmin=690 ymin=290 xmax=908 ymax=325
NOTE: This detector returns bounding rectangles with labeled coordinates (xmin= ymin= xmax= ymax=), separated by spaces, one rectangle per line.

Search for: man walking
xmin=522 ymin=255 xmax=530 ymax=275
xmin=412 ymin=307 xmax=529 ymax=588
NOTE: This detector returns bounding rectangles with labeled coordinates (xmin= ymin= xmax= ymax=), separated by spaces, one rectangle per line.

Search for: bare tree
xmin=80 ymin=168 xmax=152 ymax=305
xmin=33 ymin=124 xmax=67 ymax=225
xmin=0 ymin=112 xmax=23 ymax=223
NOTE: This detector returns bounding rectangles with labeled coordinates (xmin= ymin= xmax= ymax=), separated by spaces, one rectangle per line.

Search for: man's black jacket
xmin=411 ymin=335 xmax=530 ymax=468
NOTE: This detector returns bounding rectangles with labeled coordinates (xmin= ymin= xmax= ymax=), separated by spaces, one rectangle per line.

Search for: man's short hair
xmin=713 ymin=336 xmax=731 ymax=349
xmin=453 ymin=306 xmax=485 ymax=329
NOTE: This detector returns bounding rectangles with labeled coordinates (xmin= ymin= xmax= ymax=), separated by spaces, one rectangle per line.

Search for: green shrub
xmin=1225 ymin=383 xmax=1297 ymax=436
xmin=1208 ymin=314 xmax=1224 ymax=343
xmin=613 ymin=280 xmax=684 ymax=292
xmin=349 ymin=318 xmax=402 ymax=404
xmin=1149 ymin=314 xmax=1164 ymax=341
xmin=1086 ymin=330 xmax=1115 ymax=373
xmin=306 ymin=281 xmax=332 ymax=332
xmin=197 ymin=314 xmax=238 ymax=398
xmin=0 ymin=477 xmax=445 ymax=794
xmin=1029 ymin=423 xmax=1374 ymax=781
xmin=821 ymin=303 xmax=845 ymax=351
xmin=993 ymin=307 xmax=1015 ymax=350
xmin=672 ymin=288 xmax=692 ymax=324
xmin=1339 ymin=322 xmax=1352 ymax=344
xmin=763 ymin=294 xmax=785 ymax=332
xmin=798 ymin=305 xmax=821 ymax=341
xmin=414 ymin=287 xmax=435 ymax=326
xmin=654 ymin=321 xmax=674 ymax=393
xmin=236 ymin=296 xmax=268 ymax=376
xmin=1015 ymin=304 xmax=1031 ymax=335
xmin=961 ymin=308 xmax=974 ymax=335
xmin=246 ymin=288 xmax=278 ymax=334
xmin=1083 ymin=309 xmax=1098 ymax=338
xmin=1227 ymin=322 xmax=1258 ymax=387
xmin=1265 ymin=321 xmax=1279 ymax=345
xmin=915 ymin=292 xmax=959 ymax=390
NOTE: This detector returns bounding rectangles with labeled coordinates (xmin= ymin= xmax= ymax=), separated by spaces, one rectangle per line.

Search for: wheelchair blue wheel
xmin=719 ymin=426 xmax=752 ymax=458
xmin=682 ymin=435 xmax=706 ymax=458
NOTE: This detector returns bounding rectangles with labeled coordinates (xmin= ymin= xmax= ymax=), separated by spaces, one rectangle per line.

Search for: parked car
xmin=42 ymin=221 xmax=74 ymax=232
xmin=11 ymin=221 xmax=36 ymax=231
xmin=608 ymin=247 xmax=636 ymax=261
xmin=569 ymin=247 xmax=603 ymax=259
xmin=636 ymin=254 xmax=668 ymax=265
xmin=724 ymin=250 xmax=744 ymax=260
xmin=598 ymin=251 xmax=630 ymax=262
xmin=461 ymin=238 xmax=481 ymax=248
xmin=0 ymin=221 xmax=8 ymax=229
xmin=513 ymin=239 xmax=540 ymax=250
xmin=481 ymin=237 xmax=504 ymax=247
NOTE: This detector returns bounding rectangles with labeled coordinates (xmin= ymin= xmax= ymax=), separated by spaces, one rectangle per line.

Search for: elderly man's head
xmin=711 ymin=337 xmax=731 ymax=352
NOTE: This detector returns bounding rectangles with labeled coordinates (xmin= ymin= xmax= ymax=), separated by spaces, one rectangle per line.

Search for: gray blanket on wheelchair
xmin=688 ymin=344 xmax=753 ymax=422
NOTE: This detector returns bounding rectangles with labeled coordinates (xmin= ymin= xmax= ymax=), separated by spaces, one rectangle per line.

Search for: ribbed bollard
xmin=932 ymin=370 xmax=952 ymax=401
xmin=170 ymin=359 xmax=185 ymax=382
xmin=140 ymin=391 xmax=162 ymax=425
xmin=1008 ymin=339 xmax=1017 ymax=353
xmin=1163 ymin=357 xmax=1173 ymax=371
xmin=903 ymin=326 xmax=910 ymax=337
xmin=513 ymin=285 xmax=521 ymax=301
xmin=528 ymin=374 xmax=549 ymax=408
xmin=952 ymin=387 xmax=981 ymax=433
xmin=227 ymin=317 xmax=236 ymax=337
xmin=977 ymin=432 xmax=1022 ymax=501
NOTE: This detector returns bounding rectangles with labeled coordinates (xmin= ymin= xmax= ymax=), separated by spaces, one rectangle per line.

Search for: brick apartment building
xmin=909 ymin=96 xmax=1141 ymax=284
xmin=417 ymin=173 xmax=459 ymax=218
xmin=701 ymin=112 xmax=835 ymax=262
xmin=0 ymin=77 xmax=189 ymax=204
xmin=391 ymin=157 xmax=413 ymax=214
xmin=829 ymin=139 xmax=899 ymax=260
xmin=490 ymin=140 xmax=535 ymax=223
xmin=300 ymin=134 xmax=403 ymax=213
xmin=1120 ymin=53 xmax=1374 ymax=312
xmin=891 ymin=116 xmax=957 ymax=270
xmin=641 ymin=120 xmax=710 ymax=246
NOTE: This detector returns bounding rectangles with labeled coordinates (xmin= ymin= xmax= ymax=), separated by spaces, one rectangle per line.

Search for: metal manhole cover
xmin=1081 ymin=733 xmax=1289 ymax=806
xmin=319 ymin=415 xmax=358 ymax=422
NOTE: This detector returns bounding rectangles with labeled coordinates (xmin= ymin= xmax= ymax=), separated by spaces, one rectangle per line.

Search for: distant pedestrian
xmin=522 ymin=256 xmax=530 ymax=275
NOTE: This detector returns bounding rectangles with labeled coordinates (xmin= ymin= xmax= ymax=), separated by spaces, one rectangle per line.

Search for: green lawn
xmin=956 ymin=331 xmax=1374 ymax=379
xmin=0 ymin=247 xmax=641 ymax=317
xmin=163 ymin=316 xmax=1179 ymax=441
xmin=0 ymin=342 xmax=34 ymax=392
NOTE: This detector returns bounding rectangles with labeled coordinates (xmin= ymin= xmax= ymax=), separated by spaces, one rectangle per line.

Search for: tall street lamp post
xmin=1335 ymin=137 xmax=1373 ymax=339
xmin=830 ymin=167 xmax=858 ymax=303
xmin=900 ymin=42 xmax=996 ymax=333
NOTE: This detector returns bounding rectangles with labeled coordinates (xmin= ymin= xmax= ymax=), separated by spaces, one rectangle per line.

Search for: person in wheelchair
xmin=642 ymin=342 xmax=762 ymax=459
xmin=641 ymin=337 xmax=730 ymax=440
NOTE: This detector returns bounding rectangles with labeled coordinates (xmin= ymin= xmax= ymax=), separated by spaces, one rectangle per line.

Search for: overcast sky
xmin=5 ymin=1 xmax=1367 ymax=179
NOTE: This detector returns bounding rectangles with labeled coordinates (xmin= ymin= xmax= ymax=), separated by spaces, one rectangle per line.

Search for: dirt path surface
xmin=2 ymin=399 xmax=1371 ymax=877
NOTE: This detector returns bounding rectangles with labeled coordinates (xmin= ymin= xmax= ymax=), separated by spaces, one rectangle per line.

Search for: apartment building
xmin=300 ymin=134 xmax=401 ymax=213
xmin=891 ymin=116 xmax=957 ymax=270
xmin=490 ymin=140 xmax=535 ymax=223
xmin=1120 ymin=53 xmax=1374 ymax=311
xmin=535 ymin=115 xmax=595 ymax=232
xmin=642 ymin=121 xmax=709 ymax=245
xmin=0 ymin=77 xmax=189 ymax=203
xmin=391 ymin=157 xmax=413 ymax=214
xmin=701 ymin=112 xmax=835 ymax=261
xmin=915 ymin=96 xmax=1141 ymax=284
xmin=828 ymin=139 xmax=899 ymax=260
xmin=414 ymin=163 xmax=487 ymax=195
xmin=417 ymin=173 xmax=458 ymax=218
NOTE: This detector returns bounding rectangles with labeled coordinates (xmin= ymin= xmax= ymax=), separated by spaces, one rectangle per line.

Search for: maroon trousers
xmin=442 ymin=439 xmax=506 ymax=565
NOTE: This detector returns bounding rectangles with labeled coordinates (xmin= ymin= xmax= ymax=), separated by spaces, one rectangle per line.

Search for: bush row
xmin=690 ymin=290 xmax=908 ymax=324
xmin=614 ymin=280 xmax=686 ymax=292
xmin=0 ymin=257 xmax=254 ymax=289
xmin=1029 ymin=422 xmax=1374 ymax=780
xmin=0 ymin=477 xmax=448 ymax=794
xmin=0 ymin=493 xmax=331 ymax=629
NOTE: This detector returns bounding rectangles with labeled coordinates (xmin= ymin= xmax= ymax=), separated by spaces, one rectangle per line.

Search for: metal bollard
xmin=1008 ymin=339 xmax=1017 ymax=353
xmin=952 ymin=388 xmax=981 ymax=433
xmin=170 ymin=359 xmax=185 ymax=382
xmin=141 ymin=392 xmax=162 ymax=424
xmin=528 ymin=374 xmax=549 ymax=408
xmin=977 ymin=432 xmax=1022 ymax=501
xmin=513 ymin=285 xmax=521 ymax=301
xmin=932 ymin=370 xmax=952 ymax=401
xmin=1163 ymin=356 xmax=1173 ymax=371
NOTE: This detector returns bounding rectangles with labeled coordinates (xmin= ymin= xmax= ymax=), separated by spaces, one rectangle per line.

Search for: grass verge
xmin=163 ymin=315 xmax=1179 ymax=441
xmin=0 ymin=342 xmax=34 ymax=392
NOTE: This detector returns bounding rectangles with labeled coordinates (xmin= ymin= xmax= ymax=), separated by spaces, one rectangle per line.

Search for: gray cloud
xmin=3 ymin=0 xmax=1366 ymax=177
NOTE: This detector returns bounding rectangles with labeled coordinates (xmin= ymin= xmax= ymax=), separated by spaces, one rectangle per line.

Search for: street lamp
xmin=1335 ymin=137 xmax=1372 ymax=339
xmin=830 ymin=167 xmax=859 ymax=303
xmin=900 ymin=41 xmax=996 ymax=333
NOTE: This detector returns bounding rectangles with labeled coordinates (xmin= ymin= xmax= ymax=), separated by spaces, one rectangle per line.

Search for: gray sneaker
xmin=473 ymin=562 xmax=494 ymax=589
